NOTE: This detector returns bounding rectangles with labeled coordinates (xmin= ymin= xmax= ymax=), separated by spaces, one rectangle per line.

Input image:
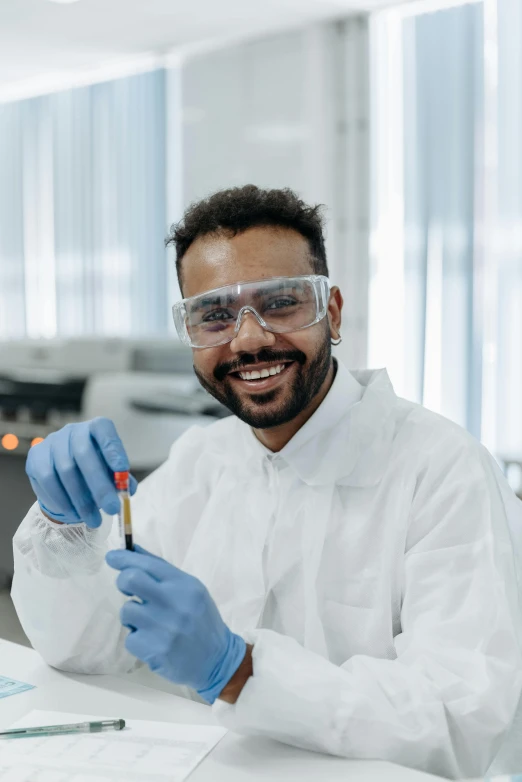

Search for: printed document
xmin=0 ymin=710 xmax=226 ymax=781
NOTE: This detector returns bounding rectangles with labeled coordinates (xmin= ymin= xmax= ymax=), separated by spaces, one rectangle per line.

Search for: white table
xmin=0 ymin=639 xmax=443 ymax=782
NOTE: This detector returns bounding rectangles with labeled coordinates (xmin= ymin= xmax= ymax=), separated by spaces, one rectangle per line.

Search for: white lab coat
xmin=11 ymin=363 xmax=522 ymax=780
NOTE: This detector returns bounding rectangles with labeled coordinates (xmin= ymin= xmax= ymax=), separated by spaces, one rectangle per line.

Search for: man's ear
xmin=328 ymin=286 xmax=343 ymax=339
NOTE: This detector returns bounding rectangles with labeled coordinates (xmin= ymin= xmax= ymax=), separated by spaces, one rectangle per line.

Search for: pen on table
xmin=114 ymin=470 xmax=134 ymax=550
xmin=0 ymin=719 xmax=126 ymax=739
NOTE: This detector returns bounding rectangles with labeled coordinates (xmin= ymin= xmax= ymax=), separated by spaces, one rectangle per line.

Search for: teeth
xmin=238 ymin=363 xmax=286 ymax=381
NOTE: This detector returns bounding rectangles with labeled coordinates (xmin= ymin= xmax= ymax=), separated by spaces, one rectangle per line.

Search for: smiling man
xmin=177 ymin=218 xmax=340 ymax=449
xmin=12 ymin=186 xmax=522 ymax=780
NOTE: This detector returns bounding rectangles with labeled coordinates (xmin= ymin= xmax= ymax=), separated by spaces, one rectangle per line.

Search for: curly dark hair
xmin=166 ymin=185 xmax=328 ymax=292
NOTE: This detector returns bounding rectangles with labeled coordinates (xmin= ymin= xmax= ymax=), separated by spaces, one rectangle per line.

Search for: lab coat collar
xmin=238 ymin=362 xmax=398 ymax=487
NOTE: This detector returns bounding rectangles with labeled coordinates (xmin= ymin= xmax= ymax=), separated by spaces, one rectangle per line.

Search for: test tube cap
xmin=114 ymin=471 xmax=129 ymax=490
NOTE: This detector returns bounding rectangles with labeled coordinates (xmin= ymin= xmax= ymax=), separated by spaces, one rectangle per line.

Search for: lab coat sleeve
xmin=11 ymin=425 xmax=210 ymax=675
xmin=213 ymin=440 xmax=522 ymax=780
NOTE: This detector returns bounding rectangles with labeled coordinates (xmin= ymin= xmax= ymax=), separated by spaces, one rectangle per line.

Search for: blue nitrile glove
xmin=106 ymin=545 xmax=247 ymax=704
xmin=25 ymin=417 xmax=137 ymax=528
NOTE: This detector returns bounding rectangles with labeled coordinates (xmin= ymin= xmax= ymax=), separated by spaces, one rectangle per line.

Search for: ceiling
xmin=0 ymin=0 xmax=405 ymax=99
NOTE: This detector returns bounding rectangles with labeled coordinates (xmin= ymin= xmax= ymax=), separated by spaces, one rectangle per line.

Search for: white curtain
xmin=403 ymin=4 xmax=484 ymax=436
xmin=370 ymin=0 xmax=522 ymax=462
xmin=495 ymin=0 xmax=522 ymax=460
xmin=0 ymin=69 xmax=167 ymax=339
xmin=370 ymin=3 xmax=484 ymax=438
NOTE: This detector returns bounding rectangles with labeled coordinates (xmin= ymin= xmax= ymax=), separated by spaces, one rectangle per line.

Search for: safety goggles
xmin=172 ymin=274 xmax=330 ymax=349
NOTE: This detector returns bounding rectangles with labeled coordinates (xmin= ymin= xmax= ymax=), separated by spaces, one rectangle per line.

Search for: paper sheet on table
xmin=0 ymin=709 xmax=227 ymax=782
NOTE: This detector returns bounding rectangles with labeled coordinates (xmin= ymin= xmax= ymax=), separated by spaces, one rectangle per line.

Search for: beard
xmin=193 ymin=325 xmax=333 ymax=429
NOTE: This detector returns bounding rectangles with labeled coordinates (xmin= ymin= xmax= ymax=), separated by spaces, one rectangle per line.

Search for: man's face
xmin=181 ymin=226 xmax=342 ymax=429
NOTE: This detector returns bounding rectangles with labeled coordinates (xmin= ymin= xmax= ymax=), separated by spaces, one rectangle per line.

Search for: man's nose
xmin=229 ymin=310 xmax=276 ymax=353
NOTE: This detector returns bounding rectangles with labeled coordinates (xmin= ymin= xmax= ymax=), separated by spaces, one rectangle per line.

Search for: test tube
xmin=114 ymin=470 xmax=134 ymax=550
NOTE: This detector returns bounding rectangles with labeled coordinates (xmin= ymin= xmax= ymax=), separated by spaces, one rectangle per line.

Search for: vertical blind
xmin=0 ymin=69 xmax=167 ymax=339
xmin=402 ymin=3 xmax=484 ymax=437
xmin=369 ymin=2 xmax=522 ymax=453
xmin=371 ymin=0 xmax=522 ymax=458
xmin=495 ymin=0 xmax=522 ymax=460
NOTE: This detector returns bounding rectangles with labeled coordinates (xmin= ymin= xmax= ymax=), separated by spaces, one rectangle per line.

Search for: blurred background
xmin=0 ymin=0 xmax=521 ymax=642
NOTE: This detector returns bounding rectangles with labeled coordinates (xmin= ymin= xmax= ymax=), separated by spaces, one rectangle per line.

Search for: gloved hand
xmin=106 ymin=545 xmax=247 ymax=704
xmin=25 ymin=417 xmax=137 ymax=528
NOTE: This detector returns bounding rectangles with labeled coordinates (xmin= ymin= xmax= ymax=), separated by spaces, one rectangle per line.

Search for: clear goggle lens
xmin=172 ymin=275 xmax=330 ymax=349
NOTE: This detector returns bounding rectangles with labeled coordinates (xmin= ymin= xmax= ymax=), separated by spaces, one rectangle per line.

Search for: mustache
xmin=214 ymin=349 xmax=306 ymax=382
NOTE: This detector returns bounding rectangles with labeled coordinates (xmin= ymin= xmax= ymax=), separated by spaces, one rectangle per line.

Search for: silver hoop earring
xmin=331 ymin=334 xmax=342 ymax=346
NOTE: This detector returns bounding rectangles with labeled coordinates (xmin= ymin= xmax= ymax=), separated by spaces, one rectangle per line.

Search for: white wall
xmin=180 ymin=29 xmax=335 ymax=222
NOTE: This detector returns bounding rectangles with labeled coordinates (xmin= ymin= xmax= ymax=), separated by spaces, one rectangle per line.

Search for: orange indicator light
xmin=1 ymin=434 xmax=19 ymax=450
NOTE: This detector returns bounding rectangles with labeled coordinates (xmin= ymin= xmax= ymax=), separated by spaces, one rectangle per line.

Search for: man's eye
xmin=266 ymin=298 xmax=297 ymax=310
xmin=202 ymin=309 xmax=234 ymax=322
